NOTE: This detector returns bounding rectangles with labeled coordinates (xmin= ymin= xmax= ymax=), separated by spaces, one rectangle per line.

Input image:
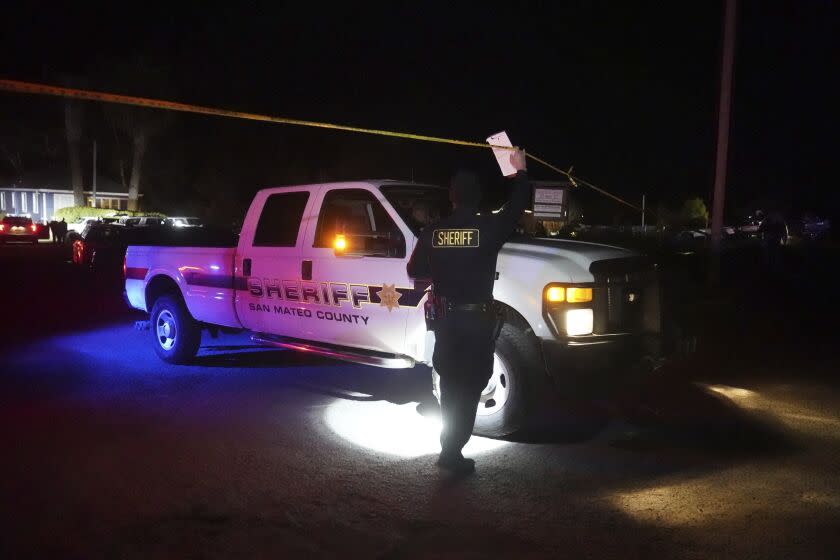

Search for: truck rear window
xmin=253 ymin=191 xmax=309 ymax=247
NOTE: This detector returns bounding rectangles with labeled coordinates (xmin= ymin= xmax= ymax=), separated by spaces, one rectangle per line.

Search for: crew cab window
xmin=253 ymin=191 xmax=310 ymax=247
xmin=314 ymin=189 xmax=405 ymax=258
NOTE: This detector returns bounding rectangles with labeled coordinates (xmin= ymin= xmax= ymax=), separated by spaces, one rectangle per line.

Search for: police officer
xmin=407 ymin=148 xmax=530 ymax=474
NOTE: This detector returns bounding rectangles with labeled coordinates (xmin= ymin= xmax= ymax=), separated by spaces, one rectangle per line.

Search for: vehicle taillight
xmin=123 ymin=256 xmax=127 ymax=279
xmin=30 ymin=224 xmax=38 ymax=232
xmin=73 ymin=240 xmax=84 ymax=264
xmin=0 ymin=224 xmax=5 ymax=232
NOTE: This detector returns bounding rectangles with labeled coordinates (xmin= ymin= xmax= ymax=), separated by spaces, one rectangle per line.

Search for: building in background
xmin=0 ymin=169 xmax=133 ymax=221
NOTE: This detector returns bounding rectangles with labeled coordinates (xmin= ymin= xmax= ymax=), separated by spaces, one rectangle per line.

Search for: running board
xmin=251 ymin=333 xmax=415 ymax=369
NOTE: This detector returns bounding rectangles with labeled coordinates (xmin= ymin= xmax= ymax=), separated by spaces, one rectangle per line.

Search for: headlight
xmin=545 ymin=286 xmax=566 ymax=302
xmin=566 ymin=287 xmax=592 ymax=303
xmin=544 ymin=283 xmax=596 ymax=337
xmin=565 ymin=309 xmax=594 ymax=336
xmin=543 ymin=285 xmax=593 ymax=303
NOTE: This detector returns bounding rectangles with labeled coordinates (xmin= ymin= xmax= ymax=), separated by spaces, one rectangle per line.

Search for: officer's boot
xmin=437 ymin=449 xmax=475 ymax=475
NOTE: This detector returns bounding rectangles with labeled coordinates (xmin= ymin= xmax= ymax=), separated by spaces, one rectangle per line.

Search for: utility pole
xmin=641 ymin=194 xmax=646 ymax=229
xmin=92 ymin=140 xmax=97 ymax=208
xmin=710 ymin=0 xmax=737 ymax=279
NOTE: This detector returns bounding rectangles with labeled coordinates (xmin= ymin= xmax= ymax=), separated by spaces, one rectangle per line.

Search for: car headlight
xmin=543 ymin=283 xmax=596 ymax=337
xmin=543 ymin=285 xmax=593 ymax=303
xmin=545 ymin=286 xmax=566 ymax=302
xmin=565 ymin=309 xmax=594 ymax=336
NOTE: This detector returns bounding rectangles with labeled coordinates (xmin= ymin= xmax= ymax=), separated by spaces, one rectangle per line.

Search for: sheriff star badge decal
xmin=378 ymin=284 xmax=402 ymax=311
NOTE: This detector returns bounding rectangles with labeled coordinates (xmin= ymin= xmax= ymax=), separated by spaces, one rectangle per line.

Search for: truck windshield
xmin=380 ymin=185 xmax=452 ymax=235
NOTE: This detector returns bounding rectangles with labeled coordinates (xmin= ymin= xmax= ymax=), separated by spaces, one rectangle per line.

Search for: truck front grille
xmin=591 ymin=260 xmax=660 ymax=336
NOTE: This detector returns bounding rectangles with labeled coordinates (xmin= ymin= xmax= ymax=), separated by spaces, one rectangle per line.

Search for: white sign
xmin=532 ymin=187 xmax=567 ymax=219
xmin=486 ymin=131 xmax=517 ymax=177
xmin=534 ymin=189 xmax=565 ymax=204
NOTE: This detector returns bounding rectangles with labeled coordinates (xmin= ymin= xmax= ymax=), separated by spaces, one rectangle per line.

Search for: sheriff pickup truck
xmin=125 ymin=180 xmax=662 ymax=436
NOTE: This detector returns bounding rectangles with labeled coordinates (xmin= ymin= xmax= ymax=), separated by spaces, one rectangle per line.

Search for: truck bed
xmin=124 ymin=244 xmax=240 ymax=328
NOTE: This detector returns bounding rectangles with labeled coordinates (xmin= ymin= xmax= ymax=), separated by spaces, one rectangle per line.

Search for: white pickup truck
xmin=125 ymin=180 xmax=663 ymax=435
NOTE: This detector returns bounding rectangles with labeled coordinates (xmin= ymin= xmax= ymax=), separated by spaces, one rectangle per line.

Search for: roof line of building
xmin=1 ymin=186 xmax=139 ymax=196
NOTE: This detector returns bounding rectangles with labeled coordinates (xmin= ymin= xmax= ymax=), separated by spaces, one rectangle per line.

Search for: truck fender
xmin=145 ymin=273 xmax=185 ymax=313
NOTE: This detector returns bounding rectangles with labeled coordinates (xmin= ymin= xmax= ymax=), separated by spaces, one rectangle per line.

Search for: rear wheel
xmin=150 ymin=294 xmax=202 ymax=364
xmin=433 ymin=322 xmax=547 ymax=438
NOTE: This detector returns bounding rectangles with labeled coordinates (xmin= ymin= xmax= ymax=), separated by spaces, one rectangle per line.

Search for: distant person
xmin=48 ymin=219 xmax=59 ymax=243
xmin=57 ymin=218 xmax=68 ymax=244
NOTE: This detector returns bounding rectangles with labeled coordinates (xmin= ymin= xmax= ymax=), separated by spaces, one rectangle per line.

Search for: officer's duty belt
xmin=445 ymin=301 xmax=493 ymax=313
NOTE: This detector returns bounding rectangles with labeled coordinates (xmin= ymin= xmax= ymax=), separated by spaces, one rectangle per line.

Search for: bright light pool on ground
xmin=324 ymin=399 xmax=510 ymax=458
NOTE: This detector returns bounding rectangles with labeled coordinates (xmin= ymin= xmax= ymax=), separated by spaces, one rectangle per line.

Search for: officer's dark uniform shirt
xmin=407 ymin=171 xmax=530 ymax=302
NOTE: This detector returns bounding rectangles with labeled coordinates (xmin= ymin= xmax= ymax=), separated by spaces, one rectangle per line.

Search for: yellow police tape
xmin=0 ymin=78 xmax=642 ymax=212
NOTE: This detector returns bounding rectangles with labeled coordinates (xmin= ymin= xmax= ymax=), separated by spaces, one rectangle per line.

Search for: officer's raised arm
xmin=493 ymin=148 xmax=531 ymax=235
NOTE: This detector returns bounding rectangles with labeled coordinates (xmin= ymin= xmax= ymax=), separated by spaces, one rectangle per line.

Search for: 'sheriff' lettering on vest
xmin=432 ymin=229 xmax=480 ymax=248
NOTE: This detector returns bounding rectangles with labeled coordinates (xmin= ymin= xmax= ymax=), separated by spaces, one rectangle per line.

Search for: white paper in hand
xmin=487 ymin=131 xmax=517 ymax=177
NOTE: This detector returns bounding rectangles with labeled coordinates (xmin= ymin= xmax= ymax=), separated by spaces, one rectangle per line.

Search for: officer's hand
xmin=510 ymin=148 xmax=527 ymax=172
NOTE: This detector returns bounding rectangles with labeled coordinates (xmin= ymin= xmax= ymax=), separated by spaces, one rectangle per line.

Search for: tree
xmin=102 ymin=58 xmax=173 ymax=211
xmin=60 ymin=75 xmax=87 ymax=206
xmin=679 ymin=197 xmax=709 ymax=228
xmin=0 ymin=119 xmax=63 ymax=179
xmin=65 ymin=99 xmax=85 ymax=206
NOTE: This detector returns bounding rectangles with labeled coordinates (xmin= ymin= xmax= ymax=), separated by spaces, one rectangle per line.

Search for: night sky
xmin=1 ymin=2 xmax=836 ymax=222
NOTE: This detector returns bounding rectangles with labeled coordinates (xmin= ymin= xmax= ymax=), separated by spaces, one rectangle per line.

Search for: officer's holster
xmin=424 ymin=291 xmax=442 ymax=332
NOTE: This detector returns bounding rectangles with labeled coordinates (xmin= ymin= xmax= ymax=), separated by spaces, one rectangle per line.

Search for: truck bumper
xmin=540 ymin=334 xmax=662 ymax=397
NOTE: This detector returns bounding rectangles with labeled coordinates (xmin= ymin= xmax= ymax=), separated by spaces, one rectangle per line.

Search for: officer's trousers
xmin=432 ymin=309 xmax=496 ymax=455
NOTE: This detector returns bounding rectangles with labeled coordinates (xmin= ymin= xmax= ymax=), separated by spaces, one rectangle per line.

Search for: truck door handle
xmin=243 ymin=258 xmax=252 ymax=277
xmin=301 ymin=260 xmax=312 ymax=280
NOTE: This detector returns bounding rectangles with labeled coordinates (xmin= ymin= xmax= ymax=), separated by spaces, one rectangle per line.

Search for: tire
xmin=149 ymin=294 xmax=202 ymax=364
xmin=433 ymin=321 xmax=547 ymax=438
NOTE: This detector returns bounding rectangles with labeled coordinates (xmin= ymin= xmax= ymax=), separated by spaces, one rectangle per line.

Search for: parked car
xmin=165 ymin=216 xmax=202 ymax=227
xmin=0 ymin=215 xmax=44 ymax=244
xmin=119 ymin=216 xmax=166 ymax=227
xmin=74 ymin=221 xmax=236 ymax=280
xmin=72 ymin=222 xmax=127 ymax=270
xmin=66 ymin=217 xmax=103 ymax=243
xmin=737 ymin=212 xmax=765 ymax=238
xmin=789 ymin=215 xmax=831 ymax=242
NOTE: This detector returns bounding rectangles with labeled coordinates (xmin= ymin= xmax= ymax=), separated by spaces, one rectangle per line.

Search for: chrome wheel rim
xmin=156 ymin=310 xmax=177 ymax=351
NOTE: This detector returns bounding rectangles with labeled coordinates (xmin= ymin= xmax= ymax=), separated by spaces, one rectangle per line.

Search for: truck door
xmin=234 ymin=187 xmax=316 ymax=337
xmin=300 ymin=186 xmax=421 ymax=355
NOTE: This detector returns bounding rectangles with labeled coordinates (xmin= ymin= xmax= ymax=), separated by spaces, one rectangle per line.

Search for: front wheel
xmin=150 ymin=295 xmax=202 ymax=364
xmin=433 ymin=322 xmax=547 ymax=438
